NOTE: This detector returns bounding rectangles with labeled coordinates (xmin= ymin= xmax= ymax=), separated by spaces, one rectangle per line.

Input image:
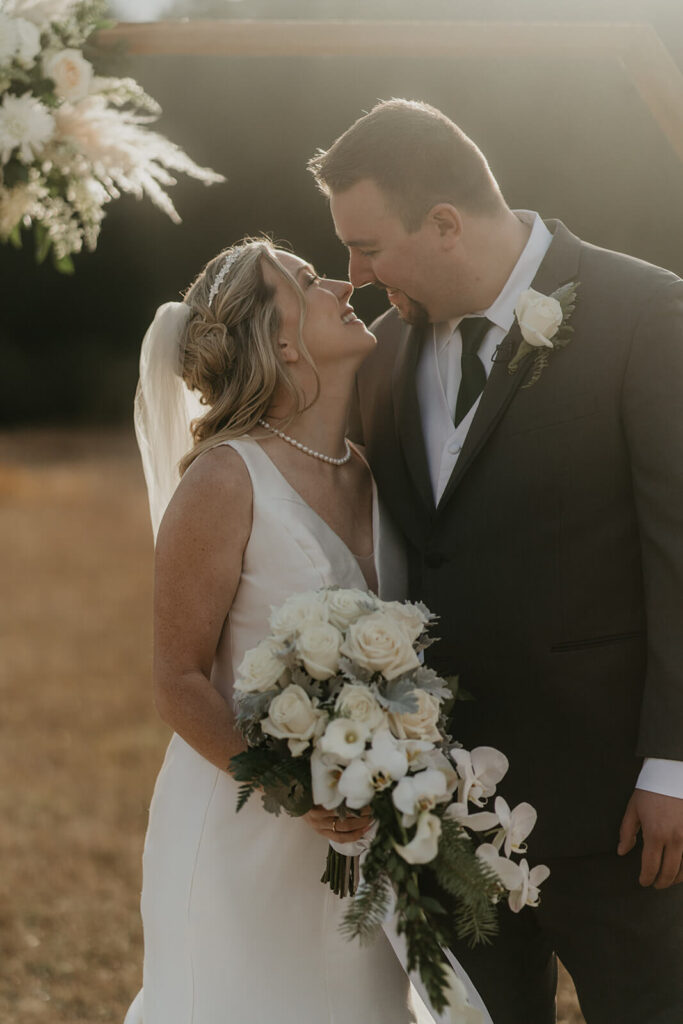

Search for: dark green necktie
xmin=454 ymin=316 xmax=490 ymax=428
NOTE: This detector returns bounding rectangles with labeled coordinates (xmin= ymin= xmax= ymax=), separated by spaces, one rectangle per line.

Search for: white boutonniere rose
xmin=261 ymin=684 xmax=326 ymax=756
xmin=507 ymin=280 xmax=579 ymax=386
xmin=340 ymin=611 xmax=420 ymax=680
xmin=514 ymin=288 xmax=563 ymax=348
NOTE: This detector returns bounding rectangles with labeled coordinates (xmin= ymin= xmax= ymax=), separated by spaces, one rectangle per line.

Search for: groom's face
xmin=329 ymin=178 xmax=436 ymax=327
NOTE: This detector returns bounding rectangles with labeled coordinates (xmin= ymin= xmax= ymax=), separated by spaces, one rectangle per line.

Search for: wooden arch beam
xmin=96 ymin=19 xmax=683 ymax=167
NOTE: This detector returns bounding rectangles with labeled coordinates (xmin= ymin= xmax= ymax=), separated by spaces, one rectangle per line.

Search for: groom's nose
xmin=348 ymin=250 xmax=375 ymax=288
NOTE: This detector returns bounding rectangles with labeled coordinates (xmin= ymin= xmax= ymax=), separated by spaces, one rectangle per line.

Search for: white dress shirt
xmin=416 ymin=210 xmax=683 ymax=800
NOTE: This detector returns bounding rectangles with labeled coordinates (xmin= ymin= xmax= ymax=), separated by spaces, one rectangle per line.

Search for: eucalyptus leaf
xmin=374 ymin=678 xmax=419 ymax=714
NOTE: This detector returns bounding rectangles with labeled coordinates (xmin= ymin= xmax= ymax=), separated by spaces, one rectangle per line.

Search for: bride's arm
xmin=151 ymin=446 xmax=252 ymax=770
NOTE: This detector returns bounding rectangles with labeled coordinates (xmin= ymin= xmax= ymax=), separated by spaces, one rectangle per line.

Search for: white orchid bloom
xmin=392 ymin=768 xmax=449 ymax=826
xmin=450 ymin=746 xmax=509 ymax=807
xmin=444 ymin=801 xmax=500 ymax=833
xmin=398 ymin=737 xmax=435 ymax=770
xmin=337 ymin=758 xmax=375 ymax=809
xmin=491 ymin=797 xmax=537 ymax=857
xmin=476 ymin=844 xmax=550 ymax=913
xmin=318 ymin=717 xmax=370 ymax=764
xmin=443 ymin=967 xmax=486 ymax=1024
xmin=310 ymin=749 xmax=344 ymax=810
xmin=394 ymin=810 xmax=442 ymax=864
xmin=365 ymin=729 xmax=408 ymax=790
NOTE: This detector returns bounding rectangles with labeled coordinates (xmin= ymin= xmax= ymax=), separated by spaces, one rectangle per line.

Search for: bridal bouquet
xmin=230 ymin=587 xmax=549 ymax=1015
xmin=0 ymin=0 xmax=224 ymax=271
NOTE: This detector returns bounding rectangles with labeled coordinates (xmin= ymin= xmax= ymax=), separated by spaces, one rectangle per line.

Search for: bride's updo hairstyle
xmin=178 ymin=237 xmax=316 ymax=474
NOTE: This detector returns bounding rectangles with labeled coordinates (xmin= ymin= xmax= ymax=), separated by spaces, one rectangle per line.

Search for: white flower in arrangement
xmin=380 ymin=600 xmax=431 ymax=643
xmin=0 ymin=91 xmax=54 ymax=163
xmin=322 ymin=587 xmax=376 ymax=630
xmin=13 ymin=17 xmax=40 ymax=67
xmin=234 ymin=640 xmax=284 ymax=694
xmin=514 ymin=288 xmax=563 ymax=348
xmin=0 ymin=14 xmax=19 ymax=65
xmin=0 ymin=179 xmax=44 ymax=238
xmin=335 ymin=683 xmax=386 ymax=731
xmin=394 ymin=810 xmax=442 ymax=865
xmin=269 ymin=590 xmax=328 ymax=641
xmin=451 ymin=746 xmax=509 ymax=807
xmin=43 ymin=48 xmax=93 ymax=101
xmin=310 ymin=749 xmax=345 ymax=810
xmin=398 ymin=737 xmax=436 ymax=770
xmin=490 ymin=797 xmax=537 ymax=858
xmin=389 ymin=688 xmax=442 ymax=743
xmin=6 ymin=0 xmax=76 ymax=26
xmin=476 ymin=844 xmax=550 ymax=912
xmin=365 ymin=728 xmax=409 ymax=789
xmin=416 ymin=747 xmax=459 ymax=797
xmin=337 ymin=758 xmax=375 ymax=809
xmin=340 ymin=610 xmax=420 ymax=680
xmin=444 ymin=801 xmax=500 ymax=832
xmin=295 ymin=621 xmax=342 ymax=681
xmin=319 ymin=717 xmax=371 ymax=763
xmin=260 ymin=684 xmax=326 ymax=756
xmin=392 ymin=767 xmax=450 ymax=827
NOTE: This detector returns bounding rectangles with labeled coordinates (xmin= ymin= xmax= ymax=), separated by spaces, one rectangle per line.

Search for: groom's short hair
xmin=308 ymin=98 xmax=505 ymax=231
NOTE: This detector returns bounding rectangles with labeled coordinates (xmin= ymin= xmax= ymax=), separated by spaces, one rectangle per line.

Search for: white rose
xmin=394 ymin=810 xmax=442 ymax=865
xmin=234 ymin=640 xmax=284 ymax=694
xmin=260 ymin=684 xmax=325 ymax=756
xmin=13 ymin=18 xmax=40 ymax=67
xmin=269 ymin=591 xmax=328 ymax=641
xmin=295 ymin=620 xmax=342 ymax=680
xmin=380 ymin=600 xmax=430 ymax=643
xmin=44 ymin=49 xmax=94 ymax=102
xmin=323 ymin=587 xmax=376 ymax=630
xmin=335 ymin=683 xmax=386 ymax=731
xmin=340 ymin=611 xmax=420 ymax=680
xmin=389 ymin=689 xmax=442 ymax=742
xmin=515 ymin=288 xmax=563 ymax=348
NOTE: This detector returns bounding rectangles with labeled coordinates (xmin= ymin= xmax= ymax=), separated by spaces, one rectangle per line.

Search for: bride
xmin=125 ymin=237 xmax=421 ymax=1023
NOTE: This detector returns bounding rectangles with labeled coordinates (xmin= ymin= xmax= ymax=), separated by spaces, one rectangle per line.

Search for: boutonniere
xmin=508 ymin=281 xmax=579 ymax=388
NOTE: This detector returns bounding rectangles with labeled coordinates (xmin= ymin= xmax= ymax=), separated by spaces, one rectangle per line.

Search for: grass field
xmin=0 ymin=428 xmax=585 ymax=1024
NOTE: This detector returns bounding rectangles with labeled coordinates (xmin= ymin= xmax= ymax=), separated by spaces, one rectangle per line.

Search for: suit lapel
xmin=391 ymin=321 xmax=435 ymax=512
xmin=437 ymin=219 xmax=583 ymax=510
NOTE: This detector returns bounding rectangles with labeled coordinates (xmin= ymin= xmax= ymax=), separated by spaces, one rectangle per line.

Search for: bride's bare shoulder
xmin=157 ymin=443 xmax=253 ymax=547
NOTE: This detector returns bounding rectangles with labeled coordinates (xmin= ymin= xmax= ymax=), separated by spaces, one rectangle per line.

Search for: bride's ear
xmin=277 ymin=336 xmax=299 ymax=364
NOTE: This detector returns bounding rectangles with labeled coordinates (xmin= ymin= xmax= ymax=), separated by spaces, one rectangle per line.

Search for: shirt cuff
xmin=636 ymin=758 xmax=683 ymax=799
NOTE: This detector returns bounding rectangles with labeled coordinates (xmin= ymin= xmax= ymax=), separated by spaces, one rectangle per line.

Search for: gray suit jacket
xmin=352 ymin=220 xmax=683 ymax=859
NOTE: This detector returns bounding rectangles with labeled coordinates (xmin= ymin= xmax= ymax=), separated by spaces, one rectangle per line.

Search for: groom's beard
xmin=376 ymin=285 xmax=429 ymax=328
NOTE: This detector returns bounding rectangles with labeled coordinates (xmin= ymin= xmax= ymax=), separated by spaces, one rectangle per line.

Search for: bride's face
xmin=263 ymin=251 xmax=375 ymax=372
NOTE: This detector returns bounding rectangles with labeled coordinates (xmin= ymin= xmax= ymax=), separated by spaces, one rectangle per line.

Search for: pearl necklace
xmin=257 ymin=419 xmax=352 ymax=465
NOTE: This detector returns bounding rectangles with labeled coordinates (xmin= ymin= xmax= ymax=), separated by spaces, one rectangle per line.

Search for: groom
xmin=308 ymin=99 xmax=683 ymax=1024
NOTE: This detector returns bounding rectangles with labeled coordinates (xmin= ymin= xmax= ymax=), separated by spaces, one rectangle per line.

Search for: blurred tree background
xmin=3 ymin=0 xmax=683 ymax=426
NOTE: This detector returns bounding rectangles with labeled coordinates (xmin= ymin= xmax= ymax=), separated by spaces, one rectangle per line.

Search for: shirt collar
xmin=435 ymin=211 xmax=553 ymax=350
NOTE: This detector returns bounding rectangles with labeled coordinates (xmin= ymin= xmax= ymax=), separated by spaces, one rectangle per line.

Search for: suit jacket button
xmin=424 ymin=551 xmax=445 ymax=569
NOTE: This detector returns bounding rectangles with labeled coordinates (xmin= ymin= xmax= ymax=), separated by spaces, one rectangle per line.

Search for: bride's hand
xmin=304 ymin=805 xmax=373 ymax=844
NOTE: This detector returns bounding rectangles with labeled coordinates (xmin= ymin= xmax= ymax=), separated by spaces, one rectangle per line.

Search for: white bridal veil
xmin=133 ymin=301 xmax=204 ymax=540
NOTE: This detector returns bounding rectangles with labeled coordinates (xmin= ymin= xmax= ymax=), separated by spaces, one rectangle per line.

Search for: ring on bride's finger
xmin=332 ymin=820 xmax=337 ymax=832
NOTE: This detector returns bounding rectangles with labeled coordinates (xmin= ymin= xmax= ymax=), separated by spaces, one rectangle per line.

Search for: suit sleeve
xmin=621 ymin=277 xmax=683 ymax=759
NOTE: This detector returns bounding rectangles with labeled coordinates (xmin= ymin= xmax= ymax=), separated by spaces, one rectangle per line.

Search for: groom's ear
xmin=428 ymin=204 xmax=463 ymax=249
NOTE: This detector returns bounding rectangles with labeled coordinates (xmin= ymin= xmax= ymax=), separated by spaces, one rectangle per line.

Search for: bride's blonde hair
xmin=178 ymin=237 xmax=317 ymax=474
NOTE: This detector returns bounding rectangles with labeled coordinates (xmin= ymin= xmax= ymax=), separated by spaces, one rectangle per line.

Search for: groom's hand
xmin=618 ymin=789 xmax=683 ymax=888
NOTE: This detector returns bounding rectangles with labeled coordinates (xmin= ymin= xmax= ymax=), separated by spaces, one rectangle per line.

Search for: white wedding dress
xmin=124 ymin=436 xmax=420 ymax=1024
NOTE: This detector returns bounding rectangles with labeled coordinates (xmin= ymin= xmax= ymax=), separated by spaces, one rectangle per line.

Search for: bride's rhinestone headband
xmin=208 ymin=248 xmax=242 ymax=307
